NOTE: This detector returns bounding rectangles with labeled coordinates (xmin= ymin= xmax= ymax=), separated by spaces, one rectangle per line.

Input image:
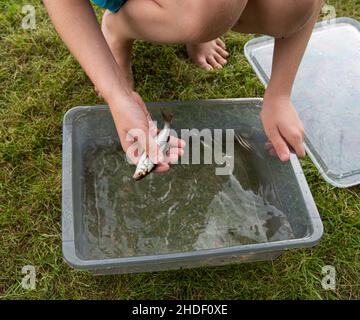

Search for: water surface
xmin=81 ymin=137 xmax=294 ymax=259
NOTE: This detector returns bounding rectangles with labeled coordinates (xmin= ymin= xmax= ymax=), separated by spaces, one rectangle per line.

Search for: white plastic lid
xmin=244 ymin=18 xmax=360 ymax=188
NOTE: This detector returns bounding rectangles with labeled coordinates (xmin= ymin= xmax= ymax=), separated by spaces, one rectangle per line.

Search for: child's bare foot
xmin=186 ymin=39 xmax=229 ymax=70
xmin=96 ymin=10 xmax=134 ymax=96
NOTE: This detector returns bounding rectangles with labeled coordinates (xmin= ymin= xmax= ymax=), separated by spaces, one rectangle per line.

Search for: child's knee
xmin=283 ymin=0 xmax=323 ymax=37
xmin=295 ymin=0 xmax=323 ymax=26
xmin=174 ymin=0 xmax=248 ymax=43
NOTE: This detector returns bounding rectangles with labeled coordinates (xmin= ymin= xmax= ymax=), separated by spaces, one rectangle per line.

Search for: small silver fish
xmin=133 ymin=111 xmax=173 ymax=181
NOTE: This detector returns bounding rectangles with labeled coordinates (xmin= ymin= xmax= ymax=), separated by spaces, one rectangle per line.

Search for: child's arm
xmin=43 ymin=0 xmax=183 ymax=170
xmin=260 ymin=8 xmax=320 ymax=162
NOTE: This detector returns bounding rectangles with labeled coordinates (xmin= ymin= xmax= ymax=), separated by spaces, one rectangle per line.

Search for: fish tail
xmin=161 ymin=110 xmax=173 ymax=124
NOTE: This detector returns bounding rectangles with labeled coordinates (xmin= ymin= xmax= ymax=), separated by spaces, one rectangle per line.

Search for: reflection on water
xmin=81 ymin=138 xmax=294 ymax=260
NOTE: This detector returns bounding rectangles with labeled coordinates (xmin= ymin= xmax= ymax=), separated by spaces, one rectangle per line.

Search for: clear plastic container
xmin=62 ymin=99 xmax=323 ymax=274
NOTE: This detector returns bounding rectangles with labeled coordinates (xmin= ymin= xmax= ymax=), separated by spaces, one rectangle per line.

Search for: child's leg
xmin=101 ymin=0 xmax=249 ymax=81
xmin=233 ymin=0 xmax=323 ymax=102
xmin=232 ymin=0 xmax=323 ymax=160
xmin=232 ymin=0 xmax=322 ymax=38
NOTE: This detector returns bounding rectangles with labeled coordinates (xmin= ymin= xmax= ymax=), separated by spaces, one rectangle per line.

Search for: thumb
xmin=268 ymin=129 xmax=290 ymax=162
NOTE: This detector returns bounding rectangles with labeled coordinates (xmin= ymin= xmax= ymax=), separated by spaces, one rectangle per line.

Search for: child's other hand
xmin=108 ymin=91 xmax=185 ymax=172
xmin=260 ymin=94 xmax=305 ymax=162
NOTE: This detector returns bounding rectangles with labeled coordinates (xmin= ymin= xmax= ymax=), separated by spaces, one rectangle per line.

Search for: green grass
xmin=0 ymin=0 xmax=359 ymax=300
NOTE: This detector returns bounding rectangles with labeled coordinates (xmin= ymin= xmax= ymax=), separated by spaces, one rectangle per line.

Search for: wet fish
xmin=133 ymin=111 xmax=173 ymax=181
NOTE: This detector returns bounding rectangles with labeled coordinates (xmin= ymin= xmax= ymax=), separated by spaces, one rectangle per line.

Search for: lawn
xmin=0 ymin=0 xmax=359 ymax=300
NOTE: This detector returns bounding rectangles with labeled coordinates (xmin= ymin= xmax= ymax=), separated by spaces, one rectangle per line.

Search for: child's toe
xmin=216 ymin=46 xmax=229 ymax=58
xmin=207 ymin=56 xmax=223 ymax=69
xmin=216 ymin=38 xmax=226 ymax=49
xmin=214 ymin=52 xmax=227 ymax=66
xmin=197 ymin=57 xmax=213 ymax=71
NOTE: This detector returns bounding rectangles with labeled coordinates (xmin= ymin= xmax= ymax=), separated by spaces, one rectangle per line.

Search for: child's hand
xmin=260 ymin=94 xmax=305 ymax=162
xmin=108 ymin=91 xmax=185 ymax=172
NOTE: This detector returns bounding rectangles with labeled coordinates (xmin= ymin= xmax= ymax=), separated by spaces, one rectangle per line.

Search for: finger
xmin=153 ymin=163 xmax=170 ymax=173
xmin=291 ymin=139 xmax=305 ymax=159
xmin=207 ymin=56 xmax=223 ymax=69
xmin=216 ymin=38 xmax=226 ymax=49
xmin=215 ymin=46 xmax=229 ymax=58
xmin=214 ymin=52 xmax=227 ymax=66
xmin=284 ymin=129 xmax=305 ymax=159
xmin=165 ymin=147 xmax=184 ymax=164
xmin=265 ymin=142 xmax=277 ymax=158
xmin=168 ymin=135 xmax=186 ymax=148
xmin=267 ymin=129 xmax=290 ymax=162
xmin=268 ymin=147 xmax=277 ymax=158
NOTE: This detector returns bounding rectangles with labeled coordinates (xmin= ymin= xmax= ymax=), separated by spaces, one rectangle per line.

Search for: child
xmin=43 ymin=0 xmax=323 ymax=172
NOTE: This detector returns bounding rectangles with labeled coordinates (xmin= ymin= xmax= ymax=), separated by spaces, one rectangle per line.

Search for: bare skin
xmin=233 ymin=0 xmax=324 ymax=160
xmin=186 ymin=39 xmax=229 ymax=70
xmin=43 ymin=0 xmax=323 ymax=171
